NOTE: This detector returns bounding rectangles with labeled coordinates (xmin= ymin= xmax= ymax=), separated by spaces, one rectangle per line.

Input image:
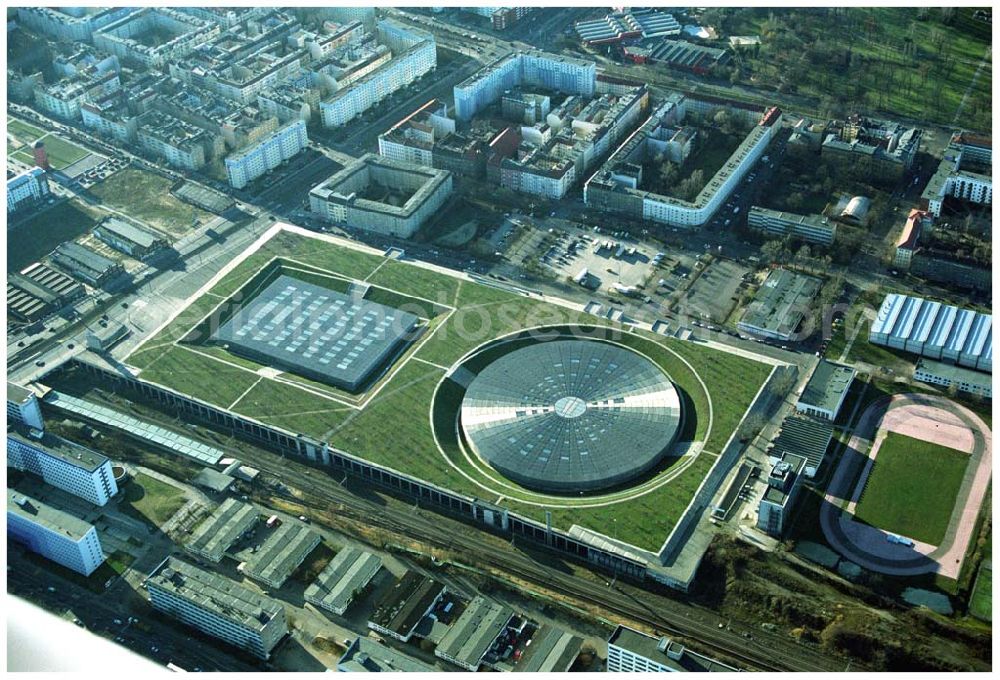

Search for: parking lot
xmin=683 ymin=258 xmax=751 ymax=324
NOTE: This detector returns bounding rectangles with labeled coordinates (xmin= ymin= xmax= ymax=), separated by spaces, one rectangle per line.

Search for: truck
xmin=266 ymin=515 xmax=281 ymax=529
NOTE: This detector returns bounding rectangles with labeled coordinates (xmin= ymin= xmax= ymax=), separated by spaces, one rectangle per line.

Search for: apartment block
xmin=8 ymin=490 xmax=105 ymax=576
xmin=8 ymin=429 xmax=119 ymax=506
xmin=145 ymin=557 xmax=288 ymax=659
xmin=7 ymin=168 xmax=51 ymax=215
xmin=225 ymin=119 xmax=308 ymax=189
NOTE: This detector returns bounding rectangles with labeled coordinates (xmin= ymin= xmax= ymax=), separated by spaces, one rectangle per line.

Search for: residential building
xmin=225 ymin=119 xmax=308 ymax=189
xmin=454 ymin=50 xmax=596 ymax=121
xmin=7 ymin=168 xmax=51 ymax=215
xmin=378 ymin=99 xmax=455 ymax=166
xmin=913 ymin=359 xmax=991 ymax=398
xmin=93 ymin=216 xmax=169 ymax=260
xmin=893 ymin=208 xmax=930 ymax=269
xmin=869 ymin=294 xmax=992 ymax=372
xmin=606 ymin=625 xmax=739 ymax=672
xmin=310 ymin=154 xmax=453 ymax=238
xmin=8 ymin=490 xmax=105 ymax=577
xmin=756 ymin=452 xmax=807 ymax=537
xmin=7 ymin=429 xmax=119 ymax=506
xmin=93 ymin=8 xmax=220 ymax=68
xmin=736 ymin=268 xmax=822 ymax=342
xmin=7 ymin=382 xmax=45 ymax=431
xmin=16 ymin=7 xmax=133 ymax=42
xmin=435 ymin=596 xmax=514 ymax=671
xmin=921 ymin=136 xmax=992 ymax=217
xmin=337 ymin=637 xmax=437 ymax=672
xmin=319 ymin=21 xmax=436 ymax=127
xmin=50 ymin=242 xmax=125 ymax=287
xmin=747 ymin=206 xmax=837 ymax=246
xmin=136 ymin=110 xmax=210 ymax=170
xmin=586 ymin=102 xmax=781 ymax=228
xmin=81 ymin=96 xmax=139 ymax=143
xmin=145 ymin=557 xmax=288 ymax=659
xmin=822 ymin=114 xmax=922 ymax=183
xmin=796 ymin=360 xmax=855 ymax=421
xmin=368 ymin=570 xmax=445 ymax=642
xmin=34 ymin=68 xmax=120 ymax=121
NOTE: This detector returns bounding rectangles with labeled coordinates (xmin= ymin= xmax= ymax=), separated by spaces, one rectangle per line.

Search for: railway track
xmin=239 ymin=449 xmax=849 ymax=672
xmin=73 ymin=387 xmax=850 ymax=672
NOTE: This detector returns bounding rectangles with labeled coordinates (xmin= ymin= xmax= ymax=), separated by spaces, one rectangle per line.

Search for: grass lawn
xmin=969 ymin=562 xmax=992 ymax=622
xmin=89 ymin=168 xmax=212 ymax=237
xmin=8 ymin=199 xmax=107 ymax=272
xmin=120 ymin=229 xmax=773 ymax=551
xmin=7 ymin=117 xmax=45 ymax=144
xmin=854 ymin=432 xmax=969 ymax=545
xmin=122 ymin=472 xmax=188 ymax=527
xmin=12 ymin=135 xmax=91 ymax=170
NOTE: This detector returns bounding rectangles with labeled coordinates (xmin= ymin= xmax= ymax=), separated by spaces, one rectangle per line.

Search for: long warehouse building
xmin=869 ymin=293 xmax=992 ymax=372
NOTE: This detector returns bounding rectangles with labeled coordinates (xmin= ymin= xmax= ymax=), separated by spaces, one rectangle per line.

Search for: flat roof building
xmin=435 ymin=596 xmax=515 ymax=671
xmin=737 ymin=268 xmax=822 ymax=342
xmin=767 ymin=414 xmax=834 ymax=479
xmin=8 ymin=428 xmax=119 ymax=506
xmin=337 ymin=636 xmax=437 ymax=672
xmin=244 ymin=522 xmax=321 ymax=589
xmin=747 ymin=205 xmax=837 ymax=246
xmin=757 ymin=452 xmax=807 ymax=537
xmin=368 ymin=570 xmax=445 ymax=642
xmin=304 ymin=547 xmax=383 ymax=615
xmin=913 ymin=358 xmax=992 ymax=399
xmin=145 ymin=557 xmax=288 ymax=659
xmin=185 ymin=498 xmax=258 ymax=563
xmin=8 ymin=489 xmax=105 ymax=576
xmin=796 ymin=360 xmax=855 ymax=421
xmin=211 ymin=274 xmax=419 ymax=392
xmin=585 ymin=99 xmax=781 ymax=228
xmin=7 ymin=167 xmax=52 ymax=216
xmin=607 ymin=625 xmax=738 ymax=672
xmin=7 ymin=382 xmax=44 ymax=431
xmin=310 ymin=154 xmax=453 ymax=239
xmin=869 ymin=294 xmax=992 ymax=373
xmin=454 ymin=50 xmax=596 ymax=121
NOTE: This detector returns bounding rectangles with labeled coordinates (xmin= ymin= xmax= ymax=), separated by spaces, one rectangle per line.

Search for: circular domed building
xmin=459 ymin=339 xmax=682 ymax=493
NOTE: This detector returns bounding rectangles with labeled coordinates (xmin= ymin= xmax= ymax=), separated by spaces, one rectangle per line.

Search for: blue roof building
xmin=869 ymin=294 xmax=991 ymax=372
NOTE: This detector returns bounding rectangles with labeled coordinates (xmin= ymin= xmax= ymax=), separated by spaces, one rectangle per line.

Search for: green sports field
xmin=122 ymin=228 xmax=773 ymax=551
xmin=854 ymin=432 xmax=969 ymax=545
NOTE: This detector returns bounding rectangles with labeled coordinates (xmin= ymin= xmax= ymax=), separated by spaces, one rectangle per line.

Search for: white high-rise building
xmin=319 ymin=21 xmax=436 ymax=128
xmin=145 ymin=557 xmax=288 ymax=659
xmin=7 ymin=168 xmax=51 ymax=215
xmin=8 ymin=490 xmax=106 ymax=576
xmin=607 ymin=625 xmax=738 ymax=672
xmin=7 ymin=382 xmax=44 ymax=430
xmin=7 ymin=430 xmax=119 ymax=506
xmin=453 ymin=51 xmax=596 ymax=121
xmin=225 ymin=119 xmax=308 ymax=189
